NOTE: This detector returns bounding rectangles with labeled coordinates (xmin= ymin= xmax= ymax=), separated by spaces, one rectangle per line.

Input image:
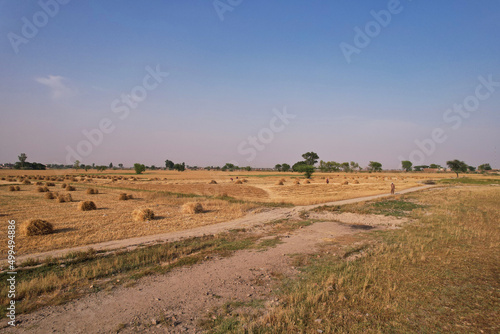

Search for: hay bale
xmin=66 ymin=185 xmax=76 ymax=191
xmin=304 ymin=179 xmax=310 ymax=184
xmin=61 ymin=183 xmax=67 ymax=188
xmin=57 ymin=194 xmax=72 ymax=203
xmin=118 ymin=193 xmax=128 ymax=200
xmin=209 ymin=180 xmax=217 ymax=184
xmin=342 ymin=181 xmax=349 ymax=185
xmin=86 ymin=188 xmax=98 ymax=194
xmin=35 ymin=181 xmax=43 ymax=186
xmin=46 ymin=182 xmax=55 ymax=186
xmin=8 ymin=185 xmax=16 ymax=191
xmin=21 ymin=219 xmax=54 ymax=236
xmin=37 ymin=186 xmax=49 ymax=192
xmin=275 ymin=180 xmax=284 ymax=185
xmin=79 ymin=201 xmax=97 ymax=211
xmin=44 ymin=192 xmax=56 ymax=199
xmin=294 ymin=180 xmax=301 ymax=185
xmin=22 ymin=179 xmax=31 ymax=185
xmin=242 ymin=179 xmax=248 ymax=183
xmin=132 ymin=208 xmax=155 ymax=221
xmin=353 ymin=180 xmax=359 ymax=184
xmin=182 ymin=202 xmax=204 ymax=214
xmin=127 ymin=194 xmax=133 ymax=199
xmin=234 ymin=180 xmax=243 ymax=184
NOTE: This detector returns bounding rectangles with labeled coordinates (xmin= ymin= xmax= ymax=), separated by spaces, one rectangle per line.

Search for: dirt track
xmin=2 ymin=185 xmax=433 ymax=333
xmin=11 ymin=185 xmax=434 ymax=264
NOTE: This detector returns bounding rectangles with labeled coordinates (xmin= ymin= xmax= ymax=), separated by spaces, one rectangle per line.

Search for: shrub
xmin=21 ymin=219 xmax=54 ymax=236
xmin=66 ymin=185 xmax=76 ymax=191
xmin=209 ymin=180 xmax=217 ymax=184
xmin=118 ymin=193 xmax=128 ymax=200
xmin=182 ymin=202 xmax=204 ymax=214
xmin=132 ymin=208 xmax=154 ymax=221
xmin=79 ymin=201 xmax=97 ymax=211
xmin=44 ymin=192 xmax=56 ymax=199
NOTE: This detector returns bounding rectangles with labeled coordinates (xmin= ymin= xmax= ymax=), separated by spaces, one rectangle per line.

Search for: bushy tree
xmin=165 ymin=159 xmax=174 ymax=170
xmin=73 ymin=160 xmax=80 ymax=171
xmin=446 ymin=159 xmax=468 ymax=178
xmin=350 ymin=161 xmax=360 ymax=172
xmin=319 ymin=160 xmax=340 ymax=172
xmin=275 ymin=164 xmax=282 ymax=171
xmin=401 ymin=160 xmax=413 ymax=172
xmin=302 ymin=152 xmax=319 ymax=166
xmin=281 ymin=163 xmax=291 ymax=172
xmin=18 ymin=153 xmax=27 ymax=168
xmin=173 ymin=163 xmax=185 ymax=172
xmin=134 ymin=163 xmax=146 ymax=174
xmin=478 ymin=163 xmax=492 ymax=172
xmin=368 ymin=161 xmax=382 ymax=172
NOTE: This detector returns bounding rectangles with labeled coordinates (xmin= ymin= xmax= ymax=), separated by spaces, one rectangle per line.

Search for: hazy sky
xmin=1 ymin=1 xmax=499 ymax=169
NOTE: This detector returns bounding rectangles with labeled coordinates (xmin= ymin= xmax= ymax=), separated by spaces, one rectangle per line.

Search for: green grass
xmin=438 ymin=177 xmax=500 ymax=185
xmin=315 ymin=196 xmax=425 ymax=218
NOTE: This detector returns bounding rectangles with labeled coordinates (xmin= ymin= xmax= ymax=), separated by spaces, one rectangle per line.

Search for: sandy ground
xmin=1 ymin=185 xmax=433 ymax=333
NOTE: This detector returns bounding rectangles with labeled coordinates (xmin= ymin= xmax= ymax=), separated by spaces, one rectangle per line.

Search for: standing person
xmin=391 ymin=182 xmax=395 ymax=195
xmin=326 ymin=178 xmax=329 ymax=184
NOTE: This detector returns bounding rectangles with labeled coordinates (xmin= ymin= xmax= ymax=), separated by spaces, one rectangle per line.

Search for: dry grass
xmin=78 ymin=201 xmax=97 ymax=211
xmin=132 ymin=208 xmax=155 ymax=221
xmin=21 ymin=219 xmax=54 ymax=236
xmin=241 ymin=187 xmax=500 ymax=333
xmin=182 ymin=202 xmax=204 ymax=214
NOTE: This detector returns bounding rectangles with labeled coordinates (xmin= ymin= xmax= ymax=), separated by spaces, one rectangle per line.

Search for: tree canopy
xmin=446 ymin=159 xmax=468 ymax=178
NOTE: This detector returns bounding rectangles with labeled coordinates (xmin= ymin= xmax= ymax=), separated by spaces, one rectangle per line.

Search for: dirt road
xmin=11 ymin=185 xmax=434 ymax=265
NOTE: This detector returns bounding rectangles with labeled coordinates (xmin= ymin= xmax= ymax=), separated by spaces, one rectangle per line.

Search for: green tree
xmin=446 ymin=159 xmax=468 ymax=178
xmin=340 ymin=162 xmax=351 ymax=172
xmin=18 ymin=153 xmax=27 ymax=169
xmin=295 ymin=164 xmax=315 ymax=178
xmin=281 ymin=163 xmax=290 ymax=172
xmin=165 ymin=160 xmax=174 ymax=170
xmin=368 ymin=161 xmax=382 ymax=172
xmin=245 ymin=166 xmax=252 ymax=171
xmin=92 ymin=163 xmax=95 ymax=169
xmin=350 ymin=161 xmax=360 ymax=172
xmin=173 ymin=163 xmax=185 ymax=172
xmin=478 ymin=163 xmax=492 ymax=172
xmin=467 ymin=165 xmax=476 ymax=172
xmin=118 ymin=163 xmax=123 ymax=169
xmin=134 ymin=163 xmax=146 ymax=174
xmin=275 ymin=164 xmax=282 ymax=172
xmin=401 ymin=160 xmax=413 ymax=172
xmin=302 ymin=152 xmax=319 ymax=166
xmin=109 ymin=162 xmax=113 ymax=169
xmin=73 ymin=160 xmax=80 ymax=171
xmin=429 ymin=164 xmax=441 ymax=169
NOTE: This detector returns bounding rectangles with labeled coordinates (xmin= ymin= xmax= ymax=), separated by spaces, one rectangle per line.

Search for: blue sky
xmin=1 ymin=0 xmax=499 ymax=169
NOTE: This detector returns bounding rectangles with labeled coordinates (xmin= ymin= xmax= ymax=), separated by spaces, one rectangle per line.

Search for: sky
xmin=0 ymin=0 xmax=499 ymax=169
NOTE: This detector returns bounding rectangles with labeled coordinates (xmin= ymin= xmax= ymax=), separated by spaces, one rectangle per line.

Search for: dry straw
xmin=132 ymin=208 xmax=155 ymax=221
xmin=21 ymin=219 xmax=54 ymax=236
xmin=79 ymin=201 xmax=97 ymax=211
xmin=182 ymin=202 xmax=204 ymax=214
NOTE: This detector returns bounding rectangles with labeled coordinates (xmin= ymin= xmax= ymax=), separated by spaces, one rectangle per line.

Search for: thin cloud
xmin=35 ymin=75 xmax=76 ymax=99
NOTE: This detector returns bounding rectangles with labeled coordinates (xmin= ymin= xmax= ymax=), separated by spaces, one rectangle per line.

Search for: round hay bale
xmin=57 ymin=193 xmax=72 ymax=203
xmin=46 ymin=182 xmax=55 ymax=187
xmin=182 ymin=202 xmax=204 ymax=214
xmin=275 ymin=180 xmax=284 ymax=185
xmin=127 ymin=194 xmax=134 ymax=200
xmin=66 ymin=185 xmax=76 ymax=191
xmin=44 ymin=192 xmax=56 ymax=199
xmin=242 ymin=179 xmax=248 ymax=183
xmin=22 ymin=179 xmax=31 ymax=185
xmin=132 ymin=208 xmax=155 ymax=221
xmin=342 ymin=181 xmax=349 ymax=185
xmin=79 ymin=201 xmax=97 ymax=211
xmin=294 ymin=180 xmax=301 ymax=185
xmin=353 ymin=180 xmax=359 ymax=184
xmin=35 ymin=181 xmax=43 ymax=186
xmin=209 ymin=180 xmax=217 ymax=184
xmin=234 ymin=180 xmax=243 ymax=184
xmin=118 ymin=193 xmax=128 ymax=200
xmin=61 ymin=183 xmax=67 ymax=188
xmin=304 ymin=179 xmax=311 ymax=184
xmin=15 ymin=186 xmax=20 ymax=191
xmin=36 ymin=186 xmax=49 ymax=192
xmin=21 ymin=219 xmax=54 ymax=236
xmin=86 ymin=188 xmax=99 ymax=195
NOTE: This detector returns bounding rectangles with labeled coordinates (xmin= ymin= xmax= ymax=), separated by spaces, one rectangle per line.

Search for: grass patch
xmin=237 ymin=187 xmax=500 ymax=333
xmin=438 ymin=177 xmax=500 ymax=185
